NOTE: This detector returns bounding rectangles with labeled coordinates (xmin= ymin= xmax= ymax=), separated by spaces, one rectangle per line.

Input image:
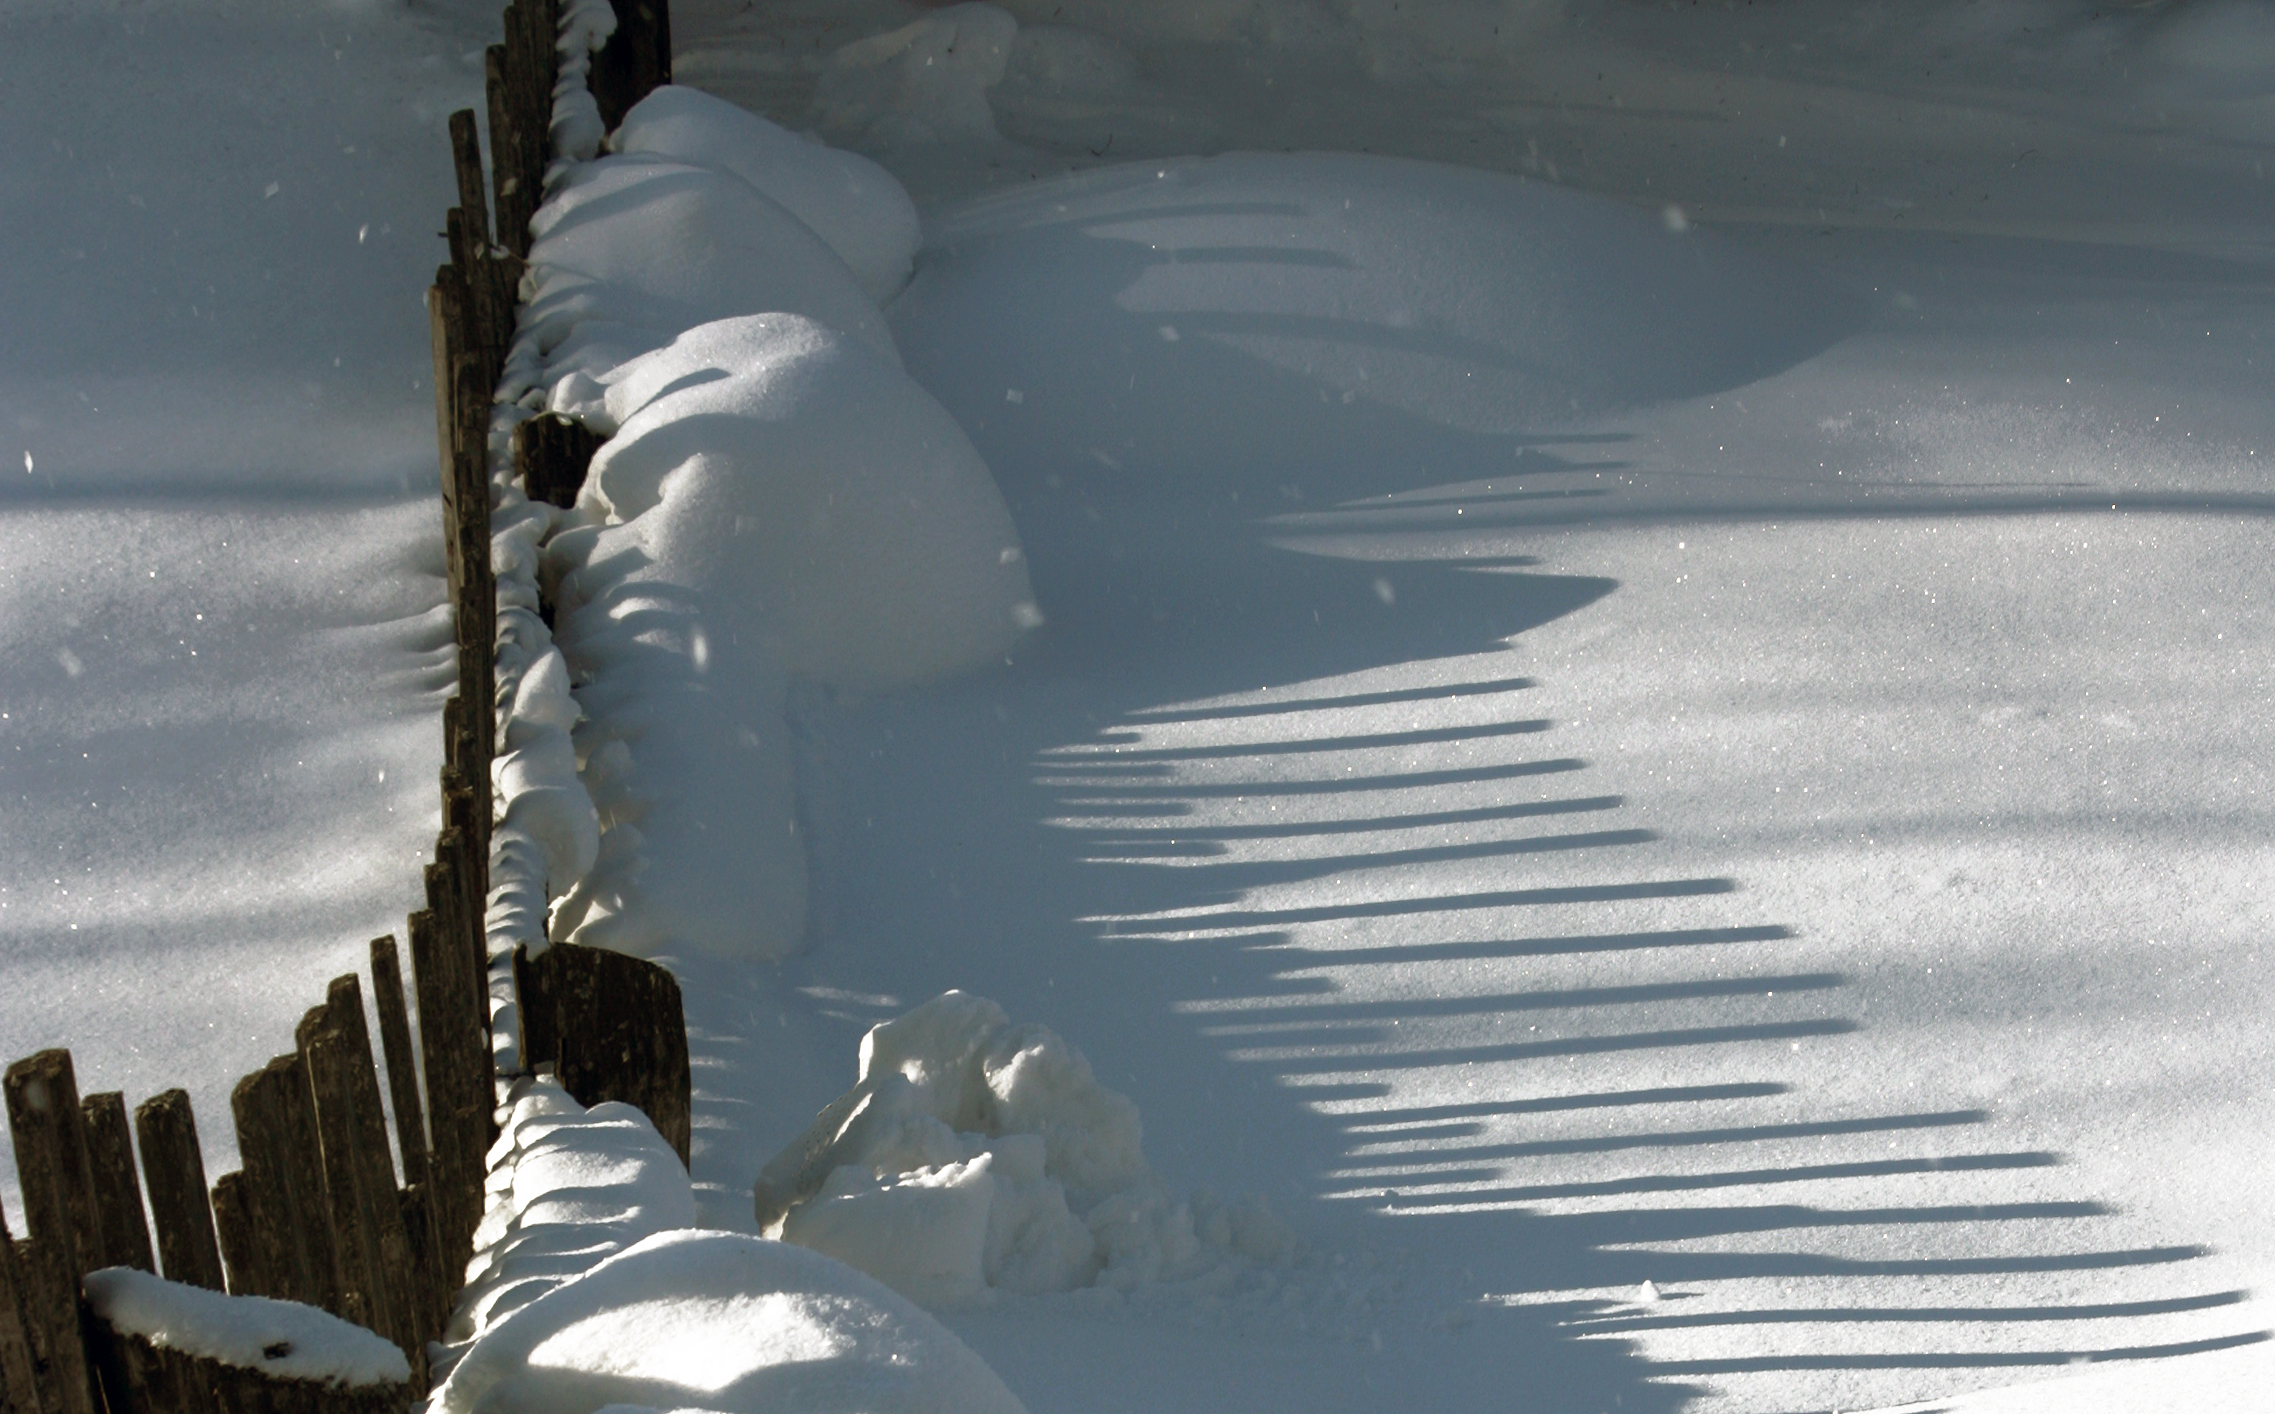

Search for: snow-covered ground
xmin=4 ymin=1 xmax=2272 ymax=1412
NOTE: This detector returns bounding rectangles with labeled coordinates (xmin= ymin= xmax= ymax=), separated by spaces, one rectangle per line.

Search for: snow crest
xmin=756 ymin=992 xmax=1294 ymax=1305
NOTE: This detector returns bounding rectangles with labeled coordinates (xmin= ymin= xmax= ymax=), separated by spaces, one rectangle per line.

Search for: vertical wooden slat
xmin=368 ymin=937 xmax=429 ymax=1189
xmin=447 ymin=109 xmax=491 ymax=250
xmin=228 ymin=1058 xmax=343 ymax=1315
xmin=485 ymin=45 xmax=527 ymax=260
xmin=512 ymin=413 xmax=599 ymax=509
xmin=207 ymin=1173 xmax=260 ymax=1300
xmin=0 ymin=1207 xmax=42 ymax=1414
xmin=513 ymin=943 xmax=692 ymax=1168
xmin=11 ymin=1237 xmax=93 ymax=1414
xmin=132 ymin=1091 xmax=225 ymax=1293
xmin=299 ymin=977 xmax=418 ymax=1368
xmin=406 ymin=905 xmax=476 ymax=1278
xmin=591 ymin=0 xmax=671 ymax=133
xmin=295 ymin=1000 xmax=379 ymax=1339
xmin=3 ymin=1052 xmax=101 ymax=1281
xmin=78 ymin=1093 xmax=154 ymax=1274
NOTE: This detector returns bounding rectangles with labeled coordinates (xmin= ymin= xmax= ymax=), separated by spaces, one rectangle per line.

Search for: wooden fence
xmin=0 ymin=3 xmax=676 ymax=1410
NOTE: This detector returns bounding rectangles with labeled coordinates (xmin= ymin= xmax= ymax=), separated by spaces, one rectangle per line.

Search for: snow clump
xmin=540 ymin=315 xmax=1036 ymax=963
xmin=432 ymin=1230 xmax=1026 ymax=1414
xmin=83 ymin=1267 xmax=410 ymax=1388
xmin=609 ymin=86 xmax=922 ymax=306
xmin=755 ymin=991 xmax=1294 ymax=1306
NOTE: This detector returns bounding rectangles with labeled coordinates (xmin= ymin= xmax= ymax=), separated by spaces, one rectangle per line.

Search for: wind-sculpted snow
xmin=756 ymin=991 xmax=1292 ymax=1304
xmin=432 ymin=1081 xmax=1023 ymax=1414
xmin=538 ymin=315 xmax=1034 ymax=962
xmin=611 ymin=86 xmax=922 ymax=306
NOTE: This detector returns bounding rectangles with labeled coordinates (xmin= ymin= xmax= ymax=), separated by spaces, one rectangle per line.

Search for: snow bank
xmin=756 ymin=992 xmax=1293 ymax=1305
xmin=811 ymin=4 xmax=1021 ymax=151
xmin=83 ymin=1267 xmax=409 ymax=1388
xmin=520 ymin=155 xmax=897 ymax=389
xmin=610 ymin=86 xmax=921 ymax=306
xmin=444 ymin=1079 xmax=698 ymax=1357
xmin=537 ymin=313 xmax=1034 ymax=962
xmin=435 ymin=1084 xmax=1021 ymax=1414
xmin=433 ymin=1230 xmax=1028 ymax=1414
xmin=497 ymin=64 xmax=1037 ymax=966
xmin=894 ymin=150 xmax=1827 ymax=467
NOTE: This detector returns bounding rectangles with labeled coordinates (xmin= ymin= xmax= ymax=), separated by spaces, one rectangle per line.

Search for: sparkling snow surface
xmin=5 ymin=1 xmax=2274 ymax=1412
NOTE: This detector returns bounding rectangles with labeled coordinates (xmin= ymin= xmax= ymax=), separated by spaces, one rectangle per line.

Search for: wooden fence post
xmin=511 ymin=413 xmax=600 ymax=509
xmin=297 ymin=978 xmax=419 ymax=1373
xmin=590 ymin=0 xmax=670 ymax=133
xmin=207 ymin=1174 xmax=259 ymax=1300
xmin=513 ymin=943 xmax=692 ymax=1168
xmin=78 ymin=1093 xmax=155 ymax=1275
xmin=0 ymin=1206 xmax=43 ymax=1414
xmin=228 ymin=1058 xmax=344 ymax=1316
xmin=4 ymin=1052 xmax=103 ymax=1284
xmin=132 ymin=1092 xmax=225 ymax=1294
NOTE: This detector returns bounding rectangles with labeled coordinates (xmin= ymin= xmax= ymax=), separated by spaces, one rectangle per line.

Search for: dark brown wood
xmin=591 ymin=0 xmax=671 ymax=134
xmin=447 ymin=109 xmax=491 ymax=250
xmin=3 ymin=1052 xmax=102 ymax=1282
xmin=207 ymin=1174 xmax=258 ymax=1300
xmin=406 ymin=907 xmax=479 ymax=1276
xmin=397 ymin=1184 xmax=443 ymax=1354
xmin=296 ymin=977 xmax=417 ymax=1370
xmin=485 ymin=45 xmax=530 ymax=260
xmin=294 ymin=999 xmax=379 ymax=1340
xmin=228 ymin=1058 xmax=343 ymax=1316
xmin=77 ymin=1093 xmax=154 ymax=1274
xmin=366 ymin=939 xmax=429 ymax=1191
xmin=10 ymin=1238 xmax=93 ymax=1414
xmin=513 ymin=942 xmax=692 ymax=1168
xmin=0 ymin=1208 xmax=42 ymax=1414
xmin=512 ymin=414 xmax=600 ymax=510
xmin=133 ymin=1092 xmax=225 ymax=1294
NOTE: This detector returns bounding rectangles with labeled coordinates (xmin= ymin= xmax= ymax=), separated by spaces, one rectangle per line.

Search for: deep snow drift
xmin=5 ymin=1 xmax=2274 ymax=1413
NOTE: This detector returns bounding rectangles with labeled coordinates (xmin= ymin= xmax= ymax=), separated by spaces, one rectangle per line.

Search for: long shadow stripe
xmin=1331 ymin=1150 xmax=2064 ymax=1203
xmin=1332 ymin=1109 xmax=1987 ymax=1166
xmin=1245 ymin=1016 xmax=1855 ymax=1071
xmin=1253 ymin=924 xmax=1795 ymax=969
xmin=1048 ymin=716 xmax=1553 ymax=762
xmin=1637 ymin=1328 xmax=2268 ymax=1374
xmin=1104 ymin=876 xmax=1740 ymax=932
xmin=1126 ymin=676 xmax=1539 ymax=722
xmin=1567 ymin=1289 xmax=2253 ymax=1332
xmin=1193 ymin=971 xmax=1845 ymax=1028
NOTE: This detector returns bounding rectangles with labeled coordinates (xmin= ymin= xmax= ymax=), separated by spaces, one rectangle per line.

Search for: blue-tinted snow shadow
xmin=769 ymin=177 xmax=2256 ymax=1410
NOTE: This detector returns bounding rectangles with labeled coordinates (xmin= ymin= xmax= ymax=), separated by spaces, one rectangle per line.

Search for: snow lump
xmin=756 ymin=991 xmax=1293 ymax=1305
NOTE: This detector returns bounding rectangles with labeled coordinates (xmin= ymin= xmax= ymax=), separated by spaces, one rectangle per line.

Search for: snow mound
xmin=891 ymin=150 xmax=1847 ymax=497
xmin=755 ymin=992 xmax=1293 ymax=1305
xmin=522 ymin=156 xmax=897 ymax=386
xmin=610 ymin=86 xmax=921 ymax=306
xmin=445 ymin=1081 xmax=698 ymax=1357
xmin=430 ymin=1229 xmax=1028 ymax=1414
xmin=561 ymin=314 xmax=1035 ymax=689
xmin=83 ymin=1267 xmax=409 ymax=1388
xmin=812 ymin=3 xmax=1020 ymax=150
xmin=540 ymin=315 xmax=1036 ymax=962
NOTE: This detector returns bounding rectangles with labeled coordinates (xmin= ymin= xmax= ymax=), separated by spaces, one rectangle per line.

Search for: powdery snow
xmin=756 ymin=990 xmax=1292 ymax=1304
xmin=83 ymin=1266 xmax=410 ymax=1389
xmin=611 ymin=86 xmax=922 ymax=305
xmin=431 ymin=1229 xmax=1028 ymax=1414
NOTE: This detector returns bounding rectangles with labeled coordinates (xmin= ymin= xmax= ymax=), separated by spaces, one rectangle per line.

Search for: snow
xmin=83 ymin=1265 xmax=410 ymax=1388
xmin=6 ymin=1 xmax=2275 ymax=1412
xmin=520 ymin=154 xmax=899 ymax=378
xmin=432 ymin=1228 xmax=1028 ymax=1414
xmin=611 ymin=86 xmax=922 ymax=305
xmin=756 ymin=990 xmax=1292 ymax=1303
